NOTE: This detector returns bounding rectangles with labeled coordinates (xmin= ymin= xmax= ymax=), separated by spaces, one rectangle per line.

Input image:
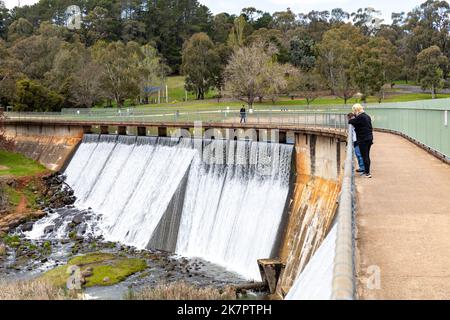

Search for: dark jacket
xmin=349 ymin=112 xmax=373 ymax=142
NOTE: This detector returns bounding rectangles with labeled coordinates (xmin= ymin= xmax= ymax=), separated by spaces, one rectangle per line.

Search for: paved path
xmin=356 ymin=132 xmax=450 ymax=300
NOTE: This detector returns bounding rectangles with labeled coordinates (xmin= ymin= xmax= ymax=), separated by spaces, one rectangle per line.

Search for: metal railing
xmin=5 ymin=110 xmax=349 ymax=131
xmin=369 ymin=108 xmax=449 ymax=158
xmin=331 ymin=127 xmax=355 ymax=300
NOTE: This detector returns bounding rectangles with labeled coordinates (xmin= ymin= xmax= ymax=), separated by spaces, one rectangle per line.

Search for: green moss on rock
xmin=41 ymin=252 xmax=147 ymax=288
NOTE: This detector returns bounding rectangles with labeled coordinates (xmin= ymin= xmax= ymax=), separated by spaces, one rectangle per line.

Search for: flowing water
xmin=27 ymin=134 xmax=293 ymax=280
xmin=285 ymin=224 xmax=337 ymax=300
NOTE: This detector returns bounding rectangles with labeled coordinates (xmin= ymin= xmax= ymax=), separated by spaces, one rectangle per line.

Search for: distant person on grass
xmin=348 ymin=104 xmax=374 ymax=178
xmin=240 ymin=106 xmax=247 ymax=123
xmin=348 ymin=113 xmax=365 ymax=174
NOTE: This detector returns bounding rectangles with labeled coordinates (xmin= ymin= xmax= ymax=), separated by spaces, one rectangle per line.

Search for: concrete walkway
xmin=356 ymin=132 xmax=450 ymax=300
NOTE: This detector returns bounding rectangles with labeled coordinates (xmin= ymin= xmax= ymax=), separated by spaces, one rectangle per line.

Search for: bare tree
xmin=70 ymin=61 xmax=103 ymax=108
xmin=224 ymin=42 xmax=289 ymax=107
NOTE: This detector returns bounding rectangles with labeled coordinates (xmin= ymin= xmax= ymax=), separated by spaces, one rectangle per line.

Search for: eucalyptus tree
xmin=92 ymin=41 xmax=142 ymax=107
xmin=182 ymin=33 xmax=220 ymax=100
xmin=416 ymin=45 xmax=448 ymax=98
xmin=0 ymin=0 xmax=8 ymax=39
xmin=317 ymin=24 xmax=364 ymax=104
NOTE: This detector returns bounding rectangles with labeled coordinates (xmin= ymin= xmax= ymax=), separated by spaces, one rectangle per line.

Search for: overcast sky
xmin=4 ymin=0 xmax=425 ymax=23
xmin=200 ymin=0 xmax=425 ymax=23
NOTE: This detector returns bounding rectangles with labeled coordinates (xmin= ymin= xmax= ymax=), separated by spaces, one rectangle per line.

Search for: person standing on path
xmin=349 ymin=104 xmax=373 ymax=178
xmin=347 ymin=113 xmax=365 ymax=174
xmin=240 ymin=106 xmax=247 ymax=123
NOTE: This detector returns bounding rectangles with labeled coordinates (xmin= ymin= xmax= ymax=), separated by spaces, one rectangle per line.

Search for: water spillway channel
xmin=28 ymin=134 xmax=294 ymax=280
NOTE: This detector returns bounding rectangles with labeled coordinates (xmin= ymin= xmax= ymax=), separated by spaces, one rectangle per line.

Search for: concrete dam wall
xmin=4 ymin=123 xmax=83 ymax=171
xmin=8 ymin=122 xmax=345 ymax=296
xmin=277 ymin=133 xmax=345 ymax=297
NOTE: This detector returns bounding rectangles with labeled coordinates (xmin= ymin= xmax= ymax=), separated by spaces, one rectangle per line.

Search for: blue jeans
xmin=354 ymin=145 xmax=365 ymax=171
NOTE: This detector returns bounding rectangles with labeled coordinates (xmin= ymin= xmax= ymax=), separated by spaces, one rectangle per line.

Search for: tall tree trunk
xmin=248 ymin=96 xmax=254 ymax=108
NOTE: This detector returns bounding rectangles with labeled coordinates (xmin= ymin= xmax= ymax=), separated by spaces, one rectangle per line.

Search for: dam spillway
xmin=32 ymin=134 xmax=294 ymax=280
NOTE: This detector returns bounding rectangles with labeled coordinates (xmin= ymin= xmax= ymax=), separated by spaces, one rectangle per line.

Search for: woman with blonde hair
xmin=349 ymin=104 xmax=374 ymax=178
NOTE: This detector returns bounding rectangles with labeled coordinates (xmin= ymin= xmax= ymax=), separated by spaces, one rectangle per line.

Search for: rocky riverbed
xmin=0 ymin=222 xmax=255 ymax=299
xmin=0 ymin=173 xmax=265 ymax=300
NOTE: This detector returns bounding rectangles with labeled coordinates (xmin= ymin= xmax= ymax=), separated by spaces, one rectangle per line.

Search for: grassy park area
xmin=133 ymin=88 xmax=450 ymax=111
xmin=98 ymin=75 xmax=449 ymax=111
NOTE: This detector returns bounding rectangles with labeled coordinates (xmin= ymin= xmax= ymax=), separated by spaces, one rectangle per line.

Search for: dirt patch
xmin=0 ymin=176 xmax=45 ymax=233
xmin=15 ymin=195 xmax=28 ymax=215
xmin=0 ymin=166 xmax=9 ymax=170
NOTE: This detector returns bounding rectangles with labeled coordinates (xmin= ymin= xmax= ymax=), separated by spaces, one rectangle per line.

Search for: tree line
xmin=0 ymin=0 xmax=449 ymax=110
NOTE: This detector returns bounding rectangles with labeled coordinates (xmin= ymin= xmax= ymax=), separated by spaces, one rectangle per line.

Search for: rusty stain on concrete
xmin=277 ymin=133 xmax=343 ymax=297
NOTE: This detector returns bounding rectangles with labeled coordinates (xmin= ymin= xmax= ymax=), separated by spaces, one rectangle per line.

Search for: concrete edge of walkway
xmin=331 ymin=128 xmax=356 ymax=300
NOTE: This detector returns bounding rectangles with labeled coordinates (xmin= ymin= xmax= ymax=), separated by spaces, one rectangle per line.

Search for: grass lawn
xmin=392 ymin=80 xmax=419 ymax=86
xmin=93 ymin=76 xmax=217 ymax=108
xmin=371 ymin=93 xmax=450 ymax=102
xmin=84 ymin=74 xmax=450 ymax=112
xmin=131 ymin=92 xmax=450 ymax=111
xmin=0 ymin=150 xmax=48 ymax=177
xmin=4 ymin=185 xmax=21 ymax=207
xmin=88 ymin=75 xmax=450 ymax=110
xmin=41 ymin=252 xmax=147 ymax=288
xmin=164 ymin=76 xmax=217 ymax=102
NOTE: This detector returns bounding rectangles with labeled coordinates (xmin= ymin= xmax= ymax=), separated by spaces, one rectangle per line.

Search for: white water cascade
xmin=66 ymin=135 xmax=196 ymax=249
xmin=176 ymin=140 xmax=293 ymax=280
xmin=28 ymin=134 xmax=293 ymax=280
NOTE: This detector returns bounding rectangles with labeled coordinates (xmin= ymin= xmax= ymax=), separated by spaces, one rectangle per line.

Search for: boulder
xmin=72 ymin=214 xmax=84 ymax=225
xmin=21 ymin=222 xmax=34 ymax=232
xmin=81 ymin=270 xmax=93 ymax=278
xmin=44 ymin=225 xmax=54 ymax=234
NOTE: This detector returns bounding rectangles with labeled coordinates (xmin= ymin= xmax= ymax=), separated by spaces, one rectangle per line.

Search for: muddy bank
xmin=0 ymin=173 xmax=75 ymax=234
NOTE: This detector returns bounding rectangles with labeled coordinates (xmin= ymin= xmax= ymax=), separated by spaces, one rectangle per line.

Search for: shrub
xmin=14 ymin=79 xmax=64 ymax=112
xmin=0 ymin=280 xmax=77 ymax=300
xmin=124 ymin=281 xmax=236 ymax=300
